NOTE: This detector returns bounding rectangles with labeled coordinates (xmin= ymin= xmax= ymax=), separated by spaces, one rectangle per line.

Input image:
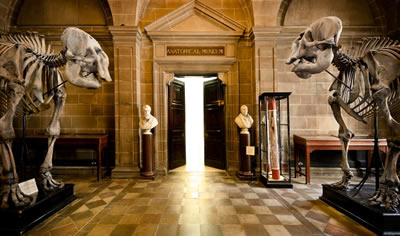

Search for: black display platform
xmin=320 ymin=184 xmax=400 ymax=235
xmin=0 ymin=183 xmax=76 ymax=235
xmin=260 ymin=175 xmax=293 ymax=188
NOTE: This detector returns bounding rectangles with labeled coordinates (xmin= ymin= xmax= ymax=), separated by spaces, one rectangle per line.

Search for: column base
xmin=236 ymin=172 xmax=256 ymax=181
xmin=140 ymin=173 xmax=158 ymax=180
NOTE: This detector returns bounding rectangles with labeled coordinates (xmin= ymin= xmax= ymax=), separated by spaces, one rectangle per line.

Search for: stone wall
xmin=9 ymin=1 xmax=116 ymax=165
xmin=0 ymin=0 xmax=398 ymax=177
xmin=10 ymin=0 xmax=115 ymax=138
xmin=275 ymin=0 xmax=380 ymax=138
xmin=140 ymin=0 xmax=250 ymax=29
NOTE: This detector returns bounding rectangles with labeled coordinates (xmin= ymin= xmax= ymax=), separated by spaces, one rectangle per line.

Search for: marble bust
xmin=235 ymin=105 xmax=254 ymax=134
xmin=139 ymin=105 xmax=158 ymax=134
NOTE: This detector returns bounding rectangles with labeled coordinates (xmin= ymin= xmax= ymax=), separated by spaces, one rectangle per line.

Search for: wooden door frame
xmin=152 ymin=62 xmax=239 ymax=173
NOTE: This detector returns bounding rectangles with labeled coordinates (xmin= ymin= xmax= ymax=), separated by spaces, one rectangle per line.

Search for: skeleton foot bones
xmin=0 ymin=27 xmax=111 ymax=208
xmin=369 ymin=186 xmax=399 ymax=212
xmin=369 ymin=143 xmax=400 ymax=211
xmin=331 ymin=170 xmax=354 ymax=190
xmin=40 ymin=168 xmax=64 ymax=191
xmin=0 ymin=140 xmax=33 ymax=208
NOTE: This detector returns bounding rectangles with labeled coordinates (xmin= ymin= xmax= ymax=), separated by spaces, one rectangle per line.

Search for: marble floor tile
xmin=24 ymin=169 xmax=375 ymax=236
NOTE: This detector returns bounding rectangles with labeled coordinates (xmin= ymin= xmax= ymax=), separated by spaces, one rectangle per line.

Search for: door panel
xmin=168 ymin=80 xmax=186 ymax=170
xmin=204 ymin=79 xmax=226 ymax=169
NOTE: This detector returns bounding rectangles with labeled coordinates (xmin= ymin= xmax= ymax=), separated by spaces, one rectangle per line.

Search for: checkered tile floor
xmin=25 ymin=170 xmax=374 ymax=236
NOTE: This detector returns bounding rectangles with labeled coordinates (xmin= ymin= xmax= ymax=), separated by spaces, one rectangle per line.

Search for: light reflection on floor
xmin=25 ymin=169 xmax=375 ymax=236
xmin=172 ymin=165 xmax=225 ymax=173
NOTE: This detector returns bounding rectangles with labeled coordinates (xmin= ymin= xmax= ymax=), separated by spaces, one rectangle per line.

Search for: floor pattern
xmin=25 ymin=171 xmax=375 ymax=236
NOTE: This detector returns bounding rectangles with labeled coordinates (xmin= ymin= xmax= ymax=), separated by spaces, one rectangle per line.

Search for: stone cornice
xmin=154 ymin=57 xmax=237 ymax=66
xmin=10 ymin=25 xmax=112 ymax=42
xmin=146 ymin=34 xmax=243 ymax=43
xmin=279 ymin=25 xmax=383 ymax=44
xmin=109 ymin=26 xmax=142 ymax=43
xmin=248 ymin=26 xmax=281 ymax=43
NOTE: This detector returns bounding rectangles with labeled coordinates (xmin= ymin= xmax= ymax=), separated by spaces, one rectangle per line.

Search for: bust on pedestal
xmin=235 ymin=105 xmax=254 ymax=134
xmin=235 ymin=105 xmax=254 ymax=179
xmin=140 ymin=105 xmax=158 ymax=134
xmin=139 ymin=105 xmax=158 ymax=178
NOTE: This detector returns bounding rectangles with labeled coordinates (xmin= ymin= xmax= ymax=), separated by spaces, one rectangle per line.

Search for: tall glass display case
xmin=259 ymin=92 xmax=292 ymax=188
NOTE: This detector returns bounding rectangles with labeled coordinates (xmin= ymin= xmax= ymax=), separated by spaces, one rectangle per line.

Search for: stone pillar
xmin=109 ymin=26 xmax=142 ymax=178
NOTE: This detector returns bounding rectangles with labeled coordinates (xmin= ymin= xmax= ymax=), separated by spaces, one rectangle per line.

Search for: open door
xmin=204 ymin=79 xmax=226 ymax=169
xmin=168 ymin=79 xmax=186 ymax=170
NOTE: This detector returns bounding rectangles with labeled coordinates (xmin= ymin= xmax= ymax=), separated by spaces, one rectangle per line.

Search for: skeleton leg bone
xmin=329 ymin=94 xmax=354 ymax=189
xmin=369 ymin=86 xmax=400 ymax=211
xmin=0 ymin=82 xmax=31 ymax=208
xmin=39 ymin=83 xmax=66 ymax=191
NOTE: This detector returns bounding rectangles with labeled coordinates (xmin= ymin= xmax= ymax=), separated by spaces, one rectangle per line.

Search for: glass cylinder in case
xmin=259 ymin=92 xmax=292 ymax=188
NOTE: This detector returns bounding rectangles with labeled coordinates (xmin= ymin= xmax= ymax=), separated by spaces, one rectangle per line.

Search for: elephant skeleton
xmin=0 ymin=28 xmax=111 ymax=208
xmin=287 ymin=16 xmax=400 ymax=211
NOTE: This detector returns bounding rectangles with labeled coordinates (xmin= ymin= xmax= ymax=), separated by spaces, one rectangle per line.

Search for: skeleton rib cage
xmin=331 ymin=37 xmax=400 ymax=121
xmin=0 ymin=31 xmax=66 ymax=118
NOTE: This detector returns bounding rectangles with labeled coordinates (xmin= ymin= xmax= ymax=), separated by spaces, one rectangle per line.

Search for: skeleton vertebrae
xmin=0 ymin=32 xmax=67 ymax=116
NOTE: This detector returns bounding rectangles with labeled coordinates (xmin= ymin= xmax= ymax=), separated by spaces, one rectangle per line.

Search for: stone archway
xmin=1 ymin=0 xmax=113 ymax=32
xmin=144 ymin=0 xmax=246 ymax=174
xmin=277 ymin=0 xmax=385 ymax=28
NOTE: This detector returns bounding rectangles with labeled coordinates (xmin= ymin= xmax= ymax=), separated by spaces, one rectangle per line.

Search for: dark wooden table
xmin=293 ymin=134 xmax=388 ymax=184
xmin=24 ymin=134 xmax=109 ymax=181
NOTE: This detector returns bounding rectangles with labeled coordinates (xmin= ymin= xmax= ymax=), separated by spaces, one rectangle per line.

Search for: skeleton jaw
xmin=289 ymin=47 xmax=334 ymax=79
xmin=64 ymin=62 xmax=102 ymax=89
xmin=288 ymin=57 xmax=317 ymax=79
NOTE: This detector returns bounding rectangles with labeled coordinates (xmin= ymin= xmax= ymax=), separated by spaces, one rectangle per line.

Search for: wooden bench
xmin=293 ymin=134 xmax=388 ymax=184
xmin=24 ymin=134 xmax=109 ymax=181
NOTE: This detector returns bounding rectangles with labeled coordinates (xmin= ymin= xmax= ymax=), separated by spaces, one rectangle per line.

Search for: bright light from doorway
xmin=175 ymin=76 xmax=217 ymax=172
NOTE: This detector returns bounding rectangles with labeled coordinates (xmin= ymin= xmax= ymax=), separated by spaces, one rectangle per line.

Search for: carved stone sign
xmin=167 ymin=46 xmax=224 ymax=56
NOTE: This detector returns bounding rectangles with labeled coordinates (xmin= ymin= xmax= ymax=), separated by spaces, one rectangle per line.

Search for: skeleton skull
xmin=61 ymin=27 xmax=111 ymax=88
xmin=286 ymin=16 xmax=342 ymax=79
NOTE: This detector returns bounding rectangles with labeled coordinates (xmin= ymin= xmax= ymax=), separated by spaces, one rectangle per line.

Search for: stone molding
xmin=10 ymin=25 xmax=112 ymax=42
xmin=109 ymin=26 xmax=142 ymax=43
xmin=144 ymin=0 xmax=245 ymax=40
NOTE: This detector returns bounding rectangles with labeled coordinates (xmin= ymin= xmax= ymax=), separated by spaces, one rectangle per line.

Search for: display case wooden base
xmin=260 ymin=175 xmax=293 ymax=188
xmin=320 ymin=184 xmax=400 ymax=235
xmin=0 ymin=183 xmax=76 ymax=235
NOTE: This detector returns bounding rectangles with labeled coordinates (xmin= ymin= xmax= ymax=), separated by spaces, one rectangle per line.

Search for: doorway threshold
xmin=171 ymin=165 xmax=225 ymax=173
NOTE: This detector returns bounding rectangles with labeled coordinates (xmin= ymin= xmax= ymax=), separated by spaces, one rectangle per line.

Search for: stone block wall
xmin=275 ymin=32 xmax=377 ymax=139
xmin=140 ymin=0 xmax=250 ymax=28
xmin=9 ymin=26 xmax=115 ymax=139
xmin=0 ymin=0 xmax=15 ymax=33
xmin=1 ymin=0 xmax=397 ymax=177
xmin=140 ymin=36 xmax=154 ymax=107
xmin=110 ymin=26 xmax=141 ymax=172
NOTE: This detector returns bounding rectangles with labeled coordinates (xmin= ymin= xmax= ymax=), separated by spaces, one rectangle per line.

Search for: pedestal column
xmin=238 ymin=132 xmax=253 ymax=178
xmin=141 ymin=133 xmax=156 ymax=178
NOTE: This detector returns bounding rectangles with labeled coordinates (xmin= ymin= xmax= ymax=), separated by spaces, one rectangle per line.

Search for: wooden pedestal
xmin=237 ymin=133 xmax=253 ymax=179
xmin=141 ymin=133 xmax=156 ymax=178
